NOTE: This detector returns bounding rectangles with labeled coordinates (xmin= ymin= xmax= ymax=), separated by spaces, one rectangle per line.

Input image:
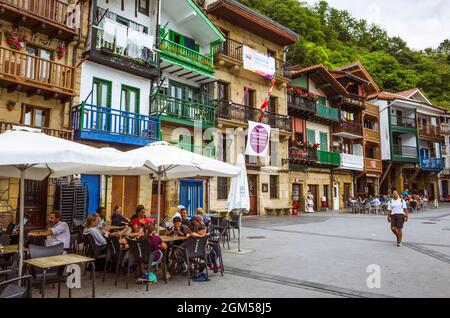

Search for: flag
xmin=258 ymin=78 xmax=276 ymax=122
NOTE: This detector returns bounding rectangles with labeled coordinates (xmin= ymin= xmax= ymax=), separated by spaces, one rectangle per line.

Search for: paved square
xmin=37 ymin=206 xmax=450 ymax=298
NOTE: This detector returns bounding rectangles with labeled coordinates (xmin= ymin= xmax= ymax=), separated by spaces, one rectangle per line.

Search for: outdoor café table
xmin=0 ymin=244 xmax=28 ymax=255
xmin=24 ymin=254 xmax=96 ymax=298
xmin=109 ymin=225 xmax=125 ymax=232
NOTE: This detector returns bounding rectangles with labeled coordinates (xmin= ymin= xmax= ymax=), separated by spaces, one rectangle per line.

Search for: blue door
xmin=180 ymin=180 xmax=203 ymax=217
xmin=81 ymin=175 xmax=101 ymax=218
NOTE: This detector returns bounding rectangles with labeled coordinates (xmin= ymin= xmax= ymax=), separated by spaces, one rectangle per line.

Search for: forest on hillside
xmin=237 ymin=0 xmax=450 ymax=108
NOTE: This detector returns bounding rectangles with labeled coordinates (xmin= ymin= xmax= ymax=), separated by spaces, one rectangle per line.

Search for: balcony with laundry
xmin=159 ymin=0 xmax=225 ymax=83
xmin=333 ymin=110 xmax=363 ymax=139
xmin=0 ymin=0 xmax=79 ymax=41
xmin=86 ymin=6 xmax=159 ymax=79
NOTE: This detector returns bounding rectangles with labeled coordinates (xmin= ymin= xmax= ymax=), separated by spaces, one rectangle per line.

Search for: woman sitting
xmin=131 ymin=206 xmax=154 ymax=233
xmin=111 ymin=205 xmax=130 ymax=226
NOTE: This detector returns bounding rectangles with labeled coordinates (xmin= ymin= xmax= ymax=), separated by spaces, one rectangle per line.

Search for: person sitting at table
xmin=186 ymin=225 xmax=220 ymax=273
xmin=179 ymin=208 xmax=193 ymax=233
xmin=172 ymin=205 xmax=186 ymax=221
xmin=166 ymin=216 xmax=188 ymax=237
xmin=111 ymin=205 xmax=130 ymax=226
xmin=190 ymin=215 xmax=205 ymax=232
xmin=83 ymin=215 xmax=107 ymax=246
xmin=95 ymin=207 xmax=108 ymax=228
xmin=196 ymin=207 xmax=210 ymax=224
xmin=28 ymin=211 xmax=71 ymax=251
xmin=131 ymin=206 xmax=154 ymax=233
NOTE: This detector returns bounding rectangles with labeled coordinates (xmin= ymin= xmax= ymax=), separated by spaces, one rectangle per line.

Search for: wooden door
xmin=111 ymin=176 xmax=138 ymax=219
xmin=308 ymin=185 xmax=319 ymax=211
xmin=344 ymin=183 xmax=351 ymax=208
xmin=151 ymin=181 xmax=166 ymax=219
xmin=18 ymin=179 xmax=48 ymax=230
xmin=248 ymin=174 xmax=257 ymax=215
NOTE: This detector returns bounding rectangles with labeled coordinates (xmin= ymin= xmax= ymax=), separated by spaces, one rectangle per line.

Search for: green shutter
xmin=320 ymin=132 xmax=328 ymax=151
xmin=306 ymin=129 xmax=316 ymax=144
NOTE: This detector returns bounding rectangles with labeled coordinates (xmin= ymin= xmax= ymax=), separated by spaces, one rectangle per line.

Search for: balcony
xmin=337 ymin=153 xmax=364 ymax=171
xmin=216 ymin=100 xmax=291 ymax=132
xmin=441 ymin=124 xmax=450 ymax=134
xmin=214 ymin=38 xmax=291 ymax=81
xmin=288 ymin=147 xmax=340 ymax=168
xmin=333 ymin=121 xmax=363 ymax=139
xmin=169 ymin=142 xmax=216 ymax=159
xmin=420 ymin=156 xmax=443 ymax=171
xmin=287 ymin=93 xmax=316 ymax=117
xmin=342 ymin=93 xmax=365 ymax=108
xmin=0 ymin=0 xmax=78 ymax=40
xmin=392 ymin=144 xmax=419 ymax=163
xmin=0 ymin=46 xmax=75 ymax=100
xmin=0 ymin=121 xmax=73 ymax=139
xmin=365 ymin=158 xmax=383 ymax=174
xmin=151 ymin=93 xmax=215 ymax=128
xmin=160 ymin=37 xmax=214 ymax=76
xmin=72 ymin=103 xmax=160 ymax=146
xmin=363 ymin=128 xmax=380 ymax=142
xmin=316 ymin=103 xmax=339 ymax=123
xmin=391 ymin=115 xmax=417 ymax=131
xmin=88 ymin=26 xmax=159 ymax=79
xmin=419 ymin=124 xmax=443 ymax=141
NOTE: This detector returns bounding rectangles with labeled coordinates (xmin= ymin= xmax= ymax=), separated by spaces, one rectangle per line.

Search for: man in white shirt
xmin=387 ymin=191 xmax=409 ymax=246
xmin=28 ymin=211 xmax=71 ymax=250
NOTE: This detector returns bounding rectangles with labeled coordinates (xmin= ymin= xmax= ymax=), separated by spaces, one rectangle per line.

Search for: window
xmin=22 ymin=105 xmax=49 ymax=128
xmin=319 ymin=96 xmax=326 ymax=106
xmin=270 ymin=175 xmax=279 ymax=199
xmin=26 ymin=45 xmax=52 ymax=83
xmin=244 ymin=88 xmax=255 ymax=107
xmin=306 ymin=129 xmax=316 ymax=144
xmin=319 ymin=132 xmax=328 ymax=151
xmin=269 ymin=96 xmax=277 ymax=113
xmin=169 ymin=30 xmax=199 ymax=52
xmin=267 ymin=49 xmax=276 ymax=58
xmin=138 ymin=0 xmax=150 ymax=16
xmin=217 ymin=82 xmax=229 ymax=101
xmin=217 ymin=177 xmax=229 ymax=200
xmin=120 ymin=85 xmax=140 ymax=114
xmin=92 ymin=78 xmax=112 ymax=108
xmin=217 ymin=133 xmax=228 ymax=163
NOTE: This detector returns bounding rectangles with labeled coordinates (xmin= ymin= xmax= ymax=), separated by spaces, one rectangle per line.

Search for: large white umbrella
xmin=0 ymin=130 xmax=139 ymax=275
xmin=94 ymin=141 xmax=241 ymax=229
xmin=227 ymin=153 xmax=250 ymax=252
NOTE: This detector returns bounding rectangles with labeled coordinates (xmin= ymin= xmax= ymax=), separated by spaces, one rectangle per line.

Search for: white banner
xmin=245 ymin=121 xmax=271 ymax=157
xmin=243 ymin=46 xmax=275 ymax=79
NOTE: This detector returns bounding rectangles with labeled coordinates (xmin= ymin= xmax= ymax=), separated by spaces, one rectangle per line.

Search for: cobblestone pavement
xmin=36 ymin=205 xmax=450 ymax=298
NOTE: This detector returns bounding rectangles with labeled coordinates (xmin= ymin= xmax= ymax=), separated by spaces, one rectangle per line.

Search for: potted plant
xmin=4 ymin=30 xmax=26 ymax=50
xmin=56 ymin=45 xmax=65 ymax=59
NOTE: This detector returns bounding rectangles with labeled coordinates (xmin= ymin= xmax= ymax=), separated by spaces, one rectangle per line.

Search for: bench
xmin=264 ymin=206 xmax=292 ymax=216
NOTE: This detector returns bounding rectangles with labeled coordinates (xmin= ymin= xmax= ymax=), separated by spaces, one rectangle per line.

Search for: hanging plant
xmin=56 ymin=45 xmax=65 ymax=59
xmin=3 ymin=30 xmax=27 ymax=50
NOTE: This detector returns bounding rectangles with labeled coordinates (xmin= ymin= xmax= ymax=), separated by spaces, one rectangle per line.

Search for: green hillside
xmin=237 ymin=0 xmax=450 ymax=108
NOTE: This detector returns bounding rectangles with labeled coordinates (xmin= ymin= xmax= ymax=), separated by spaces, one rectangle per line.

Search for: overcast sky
xmin=303 ymin=0 xmax=450 ymax=50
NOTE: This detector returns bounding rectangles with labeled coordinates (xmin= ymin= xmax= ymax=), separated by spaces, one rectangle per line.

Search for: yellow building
xmin=0 ymin=0 xmax=81 ymax=230
xmin=204 ymin=0 xmax=298 ymax=215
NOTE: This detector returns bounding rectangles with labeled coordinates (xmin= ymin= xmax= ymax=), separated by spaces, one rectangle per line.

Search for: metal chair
xmin=28 ymin=243 xmax=67 ymax=298
xmin=229 ymin=213 xmax=240 ymax=240
xmin=104 ymin=236 xmax=128 ymax=286
xmin=170 ymin=236 xmax=209 ymax=286
xmin=0 ymin=275 xmax=32 ymax=298
xmin=125 ymin=238 xmax=166 ymax=290
xmin=83 ymin=234 xmax=107 ymax=280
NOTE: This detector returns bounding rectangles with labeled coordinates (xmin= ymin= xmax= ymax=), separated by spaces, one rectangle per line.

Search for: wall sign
xmin=243 ymin=46 xmax=275 ymax=79
xmin=245 ymin=121 xmax=271 ymax=157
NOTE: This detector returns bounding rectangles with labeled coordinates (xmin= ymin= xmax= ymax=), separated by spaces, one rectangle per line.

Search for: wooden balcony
xmin=0 ymin=120 xmax=73 ymax=139
xmin=365 ymin=158 xmax=382 ymax=174
xmin=419 ymin=124 xmax=443 ymax=141
xmin=0 ymin=46 xmax=75 ymax=101
xmin=364 ymin=103 xmax=379 ymax=117
xmin=0 ymin=0 xmax=78 ymax=41
xmin=333 ymin=120 xmax=363 ymax=139
xmin=287 ymin=92 xmax=316 ymax=117
xmin=363 ymin=127 xmax=380 ymax=143
xmin=216 ymin=100 xmax=291 ymax=132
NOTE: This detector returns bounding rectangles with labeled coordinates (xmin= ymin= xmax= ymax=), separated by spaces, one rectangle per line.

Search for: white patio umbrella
xmin=96 ymin=141 xmax=241 ymax=229
xmin=0 ymin=130 xmax=140 ymax=275
xmin=227 ymin=153 xmax=250 ymax=252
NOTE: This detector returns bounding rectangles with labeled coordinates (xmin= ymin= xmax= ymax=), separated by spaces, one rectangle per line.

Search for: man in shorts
xmin=387 ymin=190 xmax=409 ymax=246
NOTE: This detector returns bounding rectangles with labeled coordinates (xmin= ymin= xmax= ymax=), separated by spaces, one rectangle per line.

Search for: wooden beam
xmin=7 ymin=84 xmax=21 ymax=93
xmin=317 ymin=83 xmax=332 ymax=89
xmin=26 ymin=88 xmax=41 ymax=97
xmin=380 ymin=162 xmax=392 ymax=186
xmin=44 ymin=93 xmax=58 ymax=101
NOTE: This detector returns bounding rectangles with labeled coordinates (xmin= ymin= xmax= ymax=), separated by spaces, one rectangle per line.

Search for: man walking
xmin=387 ymin=191 xmax=408 ymax=246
